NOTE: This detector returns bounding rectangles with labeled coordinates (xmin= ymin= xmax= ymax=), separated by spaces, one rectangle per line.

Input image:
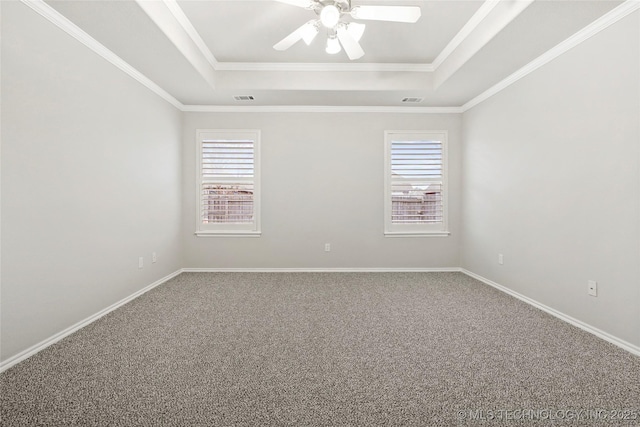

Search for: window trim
xmin=195 ymin=129 xmax=261 ymax=237
xmin=384 ymin=130 xmax=450 ymax=237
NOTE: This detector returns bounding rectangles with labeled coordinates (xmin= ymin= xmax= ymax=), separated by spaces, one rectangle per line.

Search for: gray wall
xmin=2 ymin=1 xmax=638 ymax=364
xmin=461 ymin=12 xmax=640 ymax=347
xmin=182 ymin=112 xmax=462 ymax=269
xmin=1 ymin=2 xmax=183 ymax=361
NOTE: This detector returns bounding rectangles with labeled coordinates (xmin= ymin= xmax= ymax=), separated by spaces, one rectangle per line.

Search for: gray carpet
xmin=1 ymin=272 xmax=639 ymax=426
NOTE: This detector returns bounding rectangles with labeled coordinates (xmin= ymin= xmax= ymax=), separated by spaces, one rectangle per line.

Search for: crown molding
xmin=20 ymin=0 xmax=638 ymax=116
xmin=197 ymin=0 xmax=426 ymax=2
xmin=182 ymin=268 xmax=462 ymax=272
xmin=462 ymin=0 xmax=640 ymax=112
xmin=163 ymin=0 xmax=219 ymax=68
xmin=215 ymin=62 xmax=434 ymax=72
xmin=431 ymin=0 xmax=501 ymax=70
xmin=10 ymin=3 xmax=457 ymax=114
xmin=182 ymin=105 xmax=464 ymax=114
xmin=135 ymin=0 xmax=217 ymax=90
xmin=21 ymin=0 xmax=184 ymax=110
xmin=434 ymin=0 xmax=535 ymax=89
xmin=162 ymin=0 xmax=436 ymax=73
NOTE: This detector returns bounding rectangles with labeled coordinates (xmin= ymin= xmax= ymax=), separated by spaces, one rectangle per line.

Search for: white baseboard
xmin=461 ymin=269 xmax=640 ymax=357
xmin=0 ymin=269 xmax=183 ymax=373
xmin=182 ymin=267 xmax=463 ymax=273
xmin=4 ymin=268 xmax=636 ymax=372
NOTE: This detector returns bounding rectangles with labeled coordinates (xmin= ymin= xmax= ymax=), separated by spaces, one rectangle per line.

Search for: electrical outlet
xmin=498 ymin=253 xmax=504 ymax=265
xmin=588 ymin=280 xmax=598 ymax=297
xmin=152 ymin=252 xmax=157 ymax=263
xmin=138 ymin=257 xmax=144 ymax=269
xmin=324 ymin=243 xmax=331 ymax=252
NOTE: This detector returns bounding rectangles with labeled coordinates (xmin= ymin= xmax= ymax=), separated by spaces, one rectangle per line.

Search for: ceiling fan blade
xmin=274 ymin=0 xmax=315 ymax=8
xmin=337 ymin=25 xmax=364 ymax=60
xmin=273 ymin=20 xmax=318 ymax=51
xmin=351 ymin=5 xmax=421 ymax=23
xmin=273 ymin=28 xmax=304 ymax=51
xmin=301 ymin=21 xmax=320 ymax=45
xmin=347 ymin=22 xmax=366 ymax=42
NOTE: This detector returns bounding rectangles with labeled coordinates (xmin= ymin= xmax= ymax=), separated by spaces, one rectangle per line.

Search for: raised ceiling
xmin=179 ymin=0 xmax=483 ymax=64
xmin=41 ymin=0 xmax=626 ymax=108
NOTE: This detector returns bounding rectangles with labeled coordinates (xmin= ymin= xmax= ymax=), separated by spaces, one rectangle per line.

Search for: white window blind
xmin=196 ymin=130 xmax=261 ymax=236
xmin=384 ymin=131 xmax=448 ymax=236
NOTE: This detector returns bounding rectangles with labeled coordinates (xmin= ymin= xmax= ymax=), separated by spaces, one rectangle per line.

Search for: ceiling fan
xmin=273 ymin=0 xmax=421 ymax=60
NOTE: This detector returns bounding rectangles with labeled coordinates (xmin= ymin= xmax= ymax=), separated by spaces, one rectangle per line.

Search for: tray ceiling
xmin=42 ymin=0 xmax=626 ymax=108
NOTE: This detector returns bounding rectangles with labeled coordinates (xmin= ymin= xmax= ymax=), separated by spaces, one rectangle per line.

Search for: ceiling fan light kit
xmin=326 ymin=36 xmax=341 ymax=54
xmin=320 ymin=4 xmax=341 ymax=28
xmin=274 ymin=0 xmax=421 ymax=60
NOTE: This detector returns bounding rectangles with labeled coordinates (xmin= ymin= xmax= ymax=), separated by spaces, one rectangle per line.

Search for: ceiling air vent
xmin=402 ymin=97 xmax=424 ymax=103
xmin=233 ymin=95 xmax=255 ymax=101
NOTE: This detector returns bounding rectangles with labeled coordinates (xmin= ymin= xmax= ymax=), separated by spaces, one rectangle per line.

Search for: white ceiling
xmin=43 ymin=0 xmax=623 ymax=108
xmin=178 ymin=0 xmax=482 ymax=63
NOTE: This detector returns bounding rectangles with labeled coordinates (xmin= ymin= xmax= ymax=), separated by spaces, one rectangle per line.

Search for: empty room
xmin=1 ymin=0 xmax=639 ymax=425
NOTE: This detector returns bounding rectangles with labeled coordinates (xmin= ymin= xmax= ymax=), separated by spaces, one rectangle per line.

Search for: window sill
xmin=384 ymin=231 xmax=451 ymax=238
xmin=195 ymin=231 xmax=262 ymax=238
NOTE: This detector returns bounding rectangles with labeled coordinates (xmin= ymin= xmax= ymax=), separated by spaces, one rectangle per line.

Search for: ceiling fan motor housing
xmin=314 ymin=0 xmax=351 ymax=15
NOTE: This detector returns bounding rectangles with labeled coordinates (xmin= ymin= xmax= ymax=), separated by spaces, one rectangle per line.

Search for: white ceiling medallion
xmin=273 ymin=0 xmax=421 ymax=60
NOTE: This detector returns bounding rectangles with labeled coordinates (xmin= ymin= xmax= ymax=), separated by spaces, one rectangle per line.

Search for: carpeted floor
xmin=1 ymin=272 xmax=639 ymax=426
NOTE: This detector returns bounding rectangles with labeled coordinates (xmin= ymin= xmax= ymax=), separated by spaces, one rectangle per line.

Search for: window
xmin=196 ymin=130 xmax=261 ymax=236
xmin=384 ymin=131 xmax=449 ymax=236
